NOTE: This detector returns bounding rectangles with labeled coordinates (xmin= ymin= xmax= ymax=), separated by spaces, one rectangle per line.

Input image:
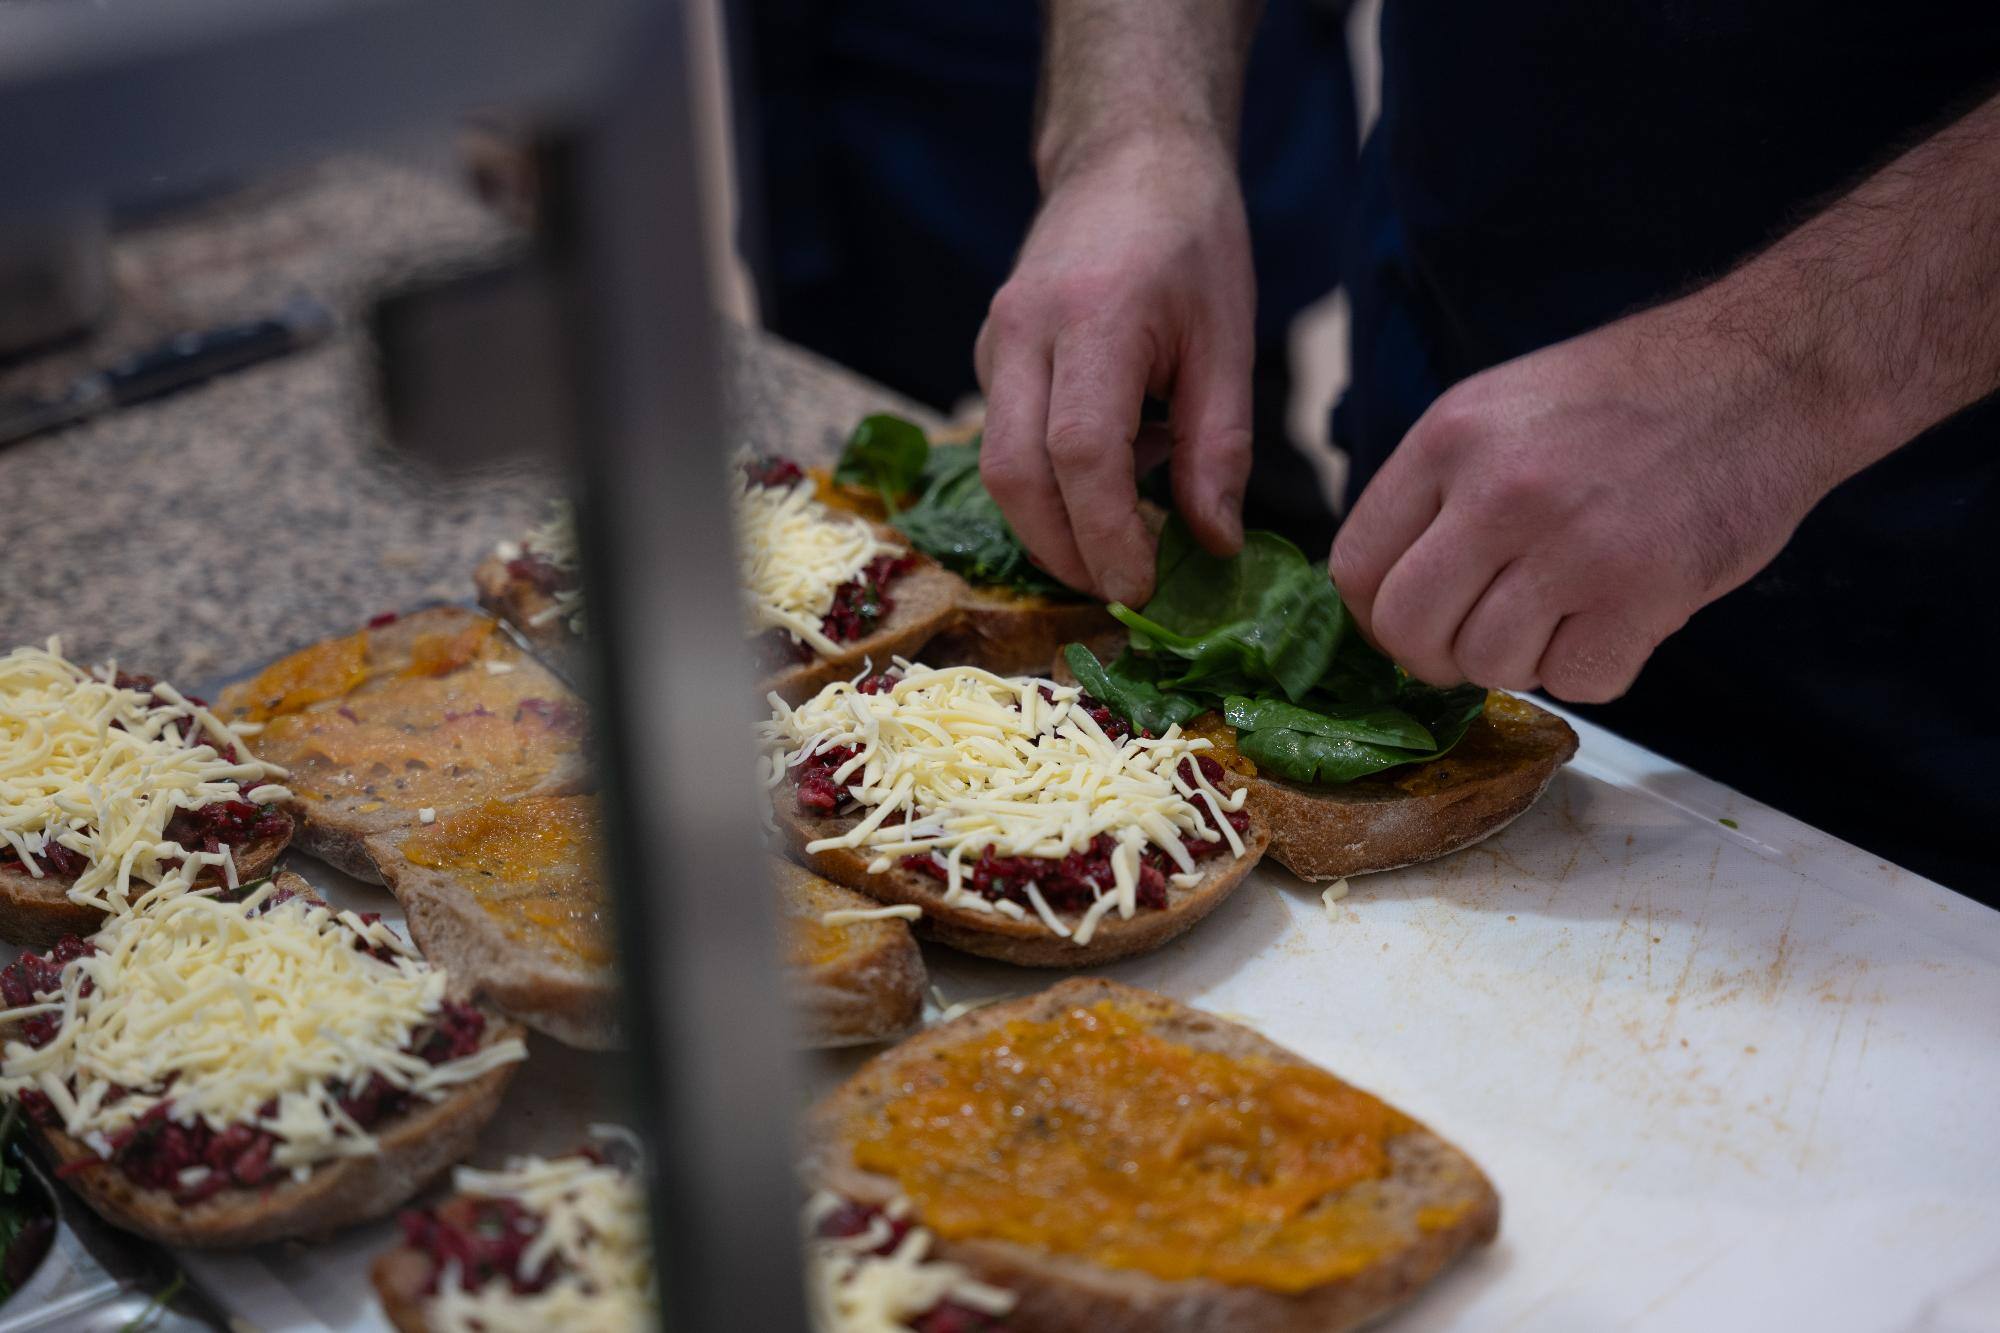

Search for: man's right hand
xmin=974 ymin=132 xmax=1257 ymax=607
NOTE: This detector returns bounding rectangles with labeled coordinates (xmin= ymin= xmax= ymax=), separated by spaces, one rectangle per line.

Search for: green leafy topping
xmin=833 ymin=413 xmax=929 ymax=510
xmin=1069 ymin=515 xmax=1488 ymax=786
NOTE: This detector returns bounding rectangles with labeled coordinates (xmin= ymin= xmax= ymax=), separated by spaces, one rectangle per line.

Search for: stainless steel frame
xmin=0 ymin=2 xmax=804 ymax=1328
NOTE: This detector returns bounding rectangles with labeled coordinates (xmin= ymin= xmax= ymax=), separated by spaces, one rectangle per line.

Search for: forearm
xmin=1689 ymin=89 xmax=2000 ymax=486
xmin=1035 ymin=0 xmax=1261 ymax=186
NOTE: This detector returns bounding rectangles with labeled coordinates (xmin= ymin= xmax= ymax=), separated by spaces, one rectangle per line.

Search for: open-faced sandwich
xmin=774 ymin=857 xmax=927 ymax=1048
xmin=804 ymin=977 xmax=1498 ymax=1332
xmin=0 ymin=642 xmax=294 ymax=947
xmin=738 ymin=448 xmax=964 ymax=703
xmin=0 ymin=870 xmax=526 ymax=1247
xmin=218 ymin=607 xmax=590 ymax=883
xmin=475 ymin=500 xmax=586 ymax=679
xmin=824 ymin=414 xmax=1120 ymax=675
xmin=761 ymin=662 xmax=1271 ymax=967
xmin=373 ymin=1140 xmax=654 ymax=1333
xmin=1062 ymin=519 xmax=1578 ymax=880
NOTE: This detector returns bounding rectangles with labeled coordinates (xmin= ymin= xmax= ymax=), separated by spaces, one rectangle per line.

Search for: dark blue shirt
xmin=1337 ymin=2 xmax=2000 ymax=892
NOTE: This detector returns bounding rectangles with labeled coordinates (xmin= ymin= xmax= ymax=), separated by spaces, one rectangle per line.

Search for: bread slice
xmin=774 ymin=857 xmax=926 ymax=1048
xmin=364 ymin=795 xmax=619 ymax=1052
xmin=921 ymin=586 xmax=1122 ymax=678
xmin=473 ymin=552 xmax=585 ymax=684
xmin=0 ymin=817 xmax=291 ymax=950
xmin=1242 ymin=694 xmax=1578 ymax=881
xmin=218 ymin=607 xmax=591 ymax=885
xmin=14 ymin=871 xmax=524 ymax=1249
xmin=757 ymin=551 xmax=966 ymax=705
xmin=772 ymin=800 xmax=1270 ymax=969
xmin=372 ymin=1245 xmax=435 ymax=1333
xmin=803 ymin=977 xmax=1499 ymax=1332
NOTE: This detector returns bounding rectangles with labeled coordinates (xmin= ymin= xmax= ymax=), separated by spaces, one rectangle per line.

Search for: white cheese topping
xmin=498 ymin=500 xmax=586 ymax=635
xmin=0 ymin=882 xmax=525 ymax=1175
xmin=820 ymin=904 xmax=922 ymax=927
xmin=0 ymin=641 xmax=290 ymax=913
xmin=735 ymin=458 xmax=900 ymax=659
xmin=759 ymin=663 xmax=1248 ymax=945
xmin=1321 ymin=878 xmax=1350 ymax=919
xmin=425 ymin=1151 xmax=655 ymax=1333
xmin=805 ymin=1191 xmax=1016 ymax=1333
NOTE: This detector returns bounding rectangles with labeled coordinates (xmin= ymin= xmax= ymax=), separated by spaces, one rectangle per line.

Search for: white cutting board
xmin=178 ymin=707 xmax=2000 ymax=1332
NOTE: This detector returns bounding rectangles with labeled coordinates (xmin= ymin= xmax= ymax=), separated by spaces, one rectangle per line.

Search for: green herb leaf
xmin=833 ymin=413 xmax=931 ymax=510
xmin=892 ymin=439 xmax=1074 ymax=597
xmin=1063 ymin=645 xmax=1208 ymax=736
xmin=1222 ymin=695 xmax=1439 ymax=751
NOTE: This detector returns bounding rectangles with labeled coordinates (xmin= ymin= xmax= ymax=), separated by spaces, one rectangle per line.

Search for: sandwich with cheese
xmin=804 ymin=977 xmax=1499 ymax=1332
xmin=761 ymin=662 xmax=1271 ymax=967
xmin=738 ymin=450 xmax=964 ymax=703
xmin=372 ymin=1141 xmax=655 ymax=1333
xmin=0 ymin=871 xmax=526 ymax=1246
xmin=1062 ymin=519 xmax=1577 ymax=880
xmin=475 ymin=500 xmax=586 ymax=680
xmin=218 ymin=607 xmax=590 ymax=883
xmin=826 ymin=414 xmax=1119 ymax=675
xmin=0 ymin=642 xmax=293 ymax=947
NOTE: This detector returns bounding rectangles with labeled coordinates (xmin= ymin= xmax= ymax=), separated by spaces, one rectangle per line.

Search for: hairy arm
xmin=1331 ymin=89 xmax=2000 ymax=702
xmin=976 ymin=1 xmax=1262 ymax=605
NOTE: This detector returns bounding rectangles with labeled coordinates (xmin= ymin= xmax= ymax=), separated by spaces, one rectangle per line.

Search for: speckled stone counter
xmin=0 ymin=157 xmax=934 ymax=684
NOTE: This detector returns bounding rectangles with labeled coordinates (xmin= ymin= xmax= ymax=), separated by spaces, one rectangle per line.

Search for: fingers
xmin=1328 ymin=450 xmax=1442 ymax=649
xmin=1168 ymin=327 xmax=1254 ymax=558
xmin=1451 ymin=559 xmax=1560 ymax=691
xmin=1538 ymin=608 xmax=1676 ymax=704
xmin=978 ymin=332 xmax=1093 ymax=592
xmin=1365 ymin=511 xmax=1509 ymax=685
xmin=1045 ymin=322 xmax=1159 ymax=605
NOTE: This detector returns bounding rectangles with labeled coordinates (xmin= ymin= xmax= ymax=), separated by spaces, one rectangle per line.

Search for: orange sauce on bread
xmin=399 ymin=796 xmax=612 ymax=966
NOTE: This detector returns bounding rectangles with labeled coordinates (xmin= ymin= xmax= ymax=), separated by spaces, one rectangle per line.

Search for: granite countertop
xmin=0 ymin=156 xmax=935 ymax=684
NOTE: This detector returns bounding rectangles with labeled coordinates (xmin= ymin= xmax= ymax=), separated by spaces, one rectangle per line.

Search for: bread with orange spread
xmin=804 ymin=977 xmax=1499 ymax=1332
xmin=365 ymin=794 xmax=619 ymax=1051
xmin=218 ymin=608 xmax=590 ymax=884
xmin=773 ymin=857 xmax=926 ymax=1048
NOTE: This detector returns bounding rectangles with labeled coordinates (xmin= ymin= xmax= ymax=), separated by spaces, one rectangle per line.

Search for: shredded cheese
xmin=0 ymin=882 xmax=525 ymax=1174
xmin=735 ymin=459 xmax=899 ymax=658
xmin=497 ymin=501 xmax=586 ymax=635
xmin=759 ymin=664 xmax=1248 ymax=944
xmin=1321 ymin=878 xmax=1350 ymax=919
xmin=425 ymin=1151 xmax=655 ymax=1333
xmin=820 ymin=904 xmax=922 ymax=928
xmin=0 ymin=641 xmax=290 ymax=913
xmin=805 ymin=1192 xmax=1016 ymax=1333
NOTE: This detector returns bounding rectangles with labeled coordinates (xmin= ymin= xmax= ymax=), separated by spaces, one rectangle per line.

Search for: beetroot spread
xmin=504 ymin=552 xmax=576 ymax=601
xmin=815 ymin=1200 xmax=1007 ymax=1332
xmin=2 ymin=935 xmax=487 ymax=1205
xmin=394 ymin=1149 xmax=624 ymax=1299
xmin=743 ymin=454 xmax=805 ymax=489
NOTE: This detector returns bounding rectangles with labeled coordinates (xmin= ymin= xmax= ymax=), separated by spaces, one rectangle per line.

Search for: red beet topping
xmin=820 ymin=553 xmax=917 ymax=646
xmin=743 ymin=454 xmax=805 ymax=489
xmin=504 ymin=552 xmax=576 ymax=599
xmin=794 ymin=745 xmax=860 ymax=815
xmin=854 ymin=673 xmax=899 ymax=695
xmin=401 ymin=1194 xmax=554 ymax=1297
xmin=6 ymin=926 xmax=489 ymax=1204
xmin=814 ymin=1200 xmax=1006 ymax=1331
xmin=367 ymin=610 xmax=402 ymax=629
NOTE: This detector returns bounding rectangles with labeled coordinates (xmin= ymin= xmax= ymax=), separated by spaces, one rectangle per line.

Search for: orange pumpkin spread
xmin=845 ymin=1000 xmax=1429 ymax=1292
xmin=399 ymin=796 xmax=612 ymax=966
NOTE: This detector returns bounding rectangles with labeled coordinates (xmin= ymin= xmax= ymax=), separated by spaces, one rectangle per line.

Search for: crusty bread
xmin=219 ymin=607 xmax=591 ymax=886
xmin=772 ymin=798 xmax=1271 ymax=969
xmin=803 ymin=977 xmax=1500 ymax=1333
xmin=922 ymin=587 xmax=1122 ymax=678
xmin=364 ymin=797 xmax=619 ymax=1052
xmin=773 ymin=858 xmax=926 ymax=1048
xmin=371 ymin=1246 xmax=434 ymax=1333
xmin=473 ymin=552 xmax=585 ymax=684
xmin=15 ymin=872 xmax=524 ymax=1248
xmin=758 ymin=552 xmax=966 ymax=706
xmin=0 ymin=817 xmax=292 ymax=949
xmin=1244 ymin=694 xmax=1578 ymax=881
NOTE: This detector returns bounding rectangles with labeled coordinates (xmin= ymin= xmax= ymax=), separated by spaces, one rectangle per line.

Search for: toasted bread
xmin=0 ymin=817 xmax=292 ymax=950
xmin=218 ymin=608 xmax=591 ymax=884
xmin=474 ymin=552 xmax=585 ymax=683
xmin=372 ymin=1246 xmax=434 ymax=1333
xmin=804 ymin=977 xmax=1499 ymax=1332
xmin=13 ymin=871 xmax=524 ymax=1249
xmin=365 ymin=795 xmax=617 ymax=1051
xmin=922 ymin=585 xmax=1122 ymax=678
xmin=774 ymin=857 xmax=926 ymax=1048
xmin=1241 ymin=694 xmax=1578 ymax=881
xmin=758 ymin=550 xmax=965 ymax=705
xmin=772 ymin=799 xmax=1270 ymax=969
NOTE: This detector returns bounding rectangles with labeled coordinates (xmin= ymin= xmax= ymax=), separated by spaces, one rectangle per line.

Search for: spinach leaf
xmin=1227 ymin=682 xmax=1487 ymax=785
xmin=834 ymin=413 xmax=930 ymax=509
xmin=1222 ymin=695 xmax=1439 ymax=751
xmin=1064 ymin=644 xmax=1208 ymax=735
xmin=892 ymin=439 xmax=1073 ymax=597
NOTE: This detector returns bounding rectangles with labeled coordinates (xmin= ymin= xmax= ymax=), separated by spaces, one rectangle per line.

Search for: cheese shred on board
xmin=735 ymin=455 xmax=899 ymax=658
xmin=760 ymin=664 xmax=1249 ymax=944
xmin=805 ymin=1191 xmax=1016 ymax=1333
xmin=0 ymin=641 xmax=289 ymax=912
xmin=494 ymin=500 xmax=585 ymax=634
xmin=425 ymin=1152 xmax=655 ymax=1333
xmin=0 ymin=883 xmax=525 ymax=1174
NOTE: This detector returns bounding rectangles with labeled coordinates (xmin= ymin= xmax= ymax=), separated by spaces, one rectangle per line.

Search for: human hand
xmin=975 ymin=132 xmax=1255 ymax=606
xmin=1329 ymin=299 xmax=1850 ymax=702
